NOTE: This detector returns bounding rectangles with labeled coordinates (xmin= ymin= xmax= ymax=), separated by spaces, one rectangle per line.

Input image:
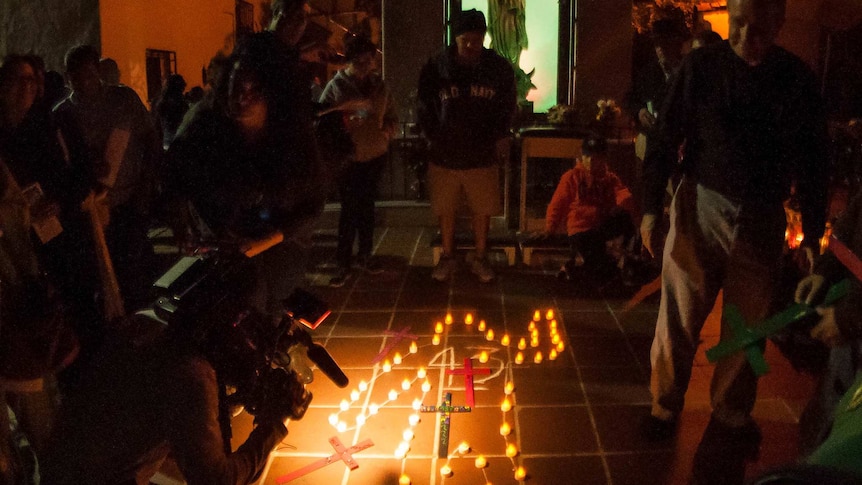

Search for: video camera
xmin=150 ymin=246 xmax=348 ymax=420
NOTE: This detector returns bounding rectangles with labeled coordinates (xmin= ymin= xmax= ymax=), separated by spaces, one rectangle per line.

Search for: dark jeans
xmin=336 ymin=156 xmax=385 ymax=268
xmin=105 ymin=202 xmax=156 ymax=311
xmin=568 ymin=207 xmax=635 ymax=269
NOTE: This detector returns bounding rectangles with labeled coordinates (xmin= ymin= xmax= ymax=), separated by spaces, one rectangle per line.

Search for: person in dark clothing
xmin=168 ymin=31 xmax=326 ymax=321
xmin=638 ymin=1 xmax=830 ymax=484
xmin=153 ymin=73 xmax=188 ymax=150
xmin=319 ymin=34 xmax=398 ymax=287
xmin=625 ymin=18 xmax=688 ymax=161
xmin=418 ymin=9 xmax=516 ymax=284
xmin=54 ymin=45 xmax=161 ymax=314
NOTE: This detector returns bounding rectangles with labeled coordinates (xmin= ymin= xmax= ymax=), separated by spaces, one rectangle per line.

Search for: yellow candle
xmin=506 ymin=443 xmax=518 ymax=457
xmin=383 ymin=359 xmax=392 ymax=372
xmin=435 ymin=322 xmax=444 ymax=334
xmin=528 ymin=321 xmax=536 ymax=332
xmin=445 ymin=313 xmax=453 ymax=325
xmin=501 ymin=333 xmax=510 ymax=346
xmin=504 ymin=381 xmax=515 ymax=394
xmin=358 ymin=380 xmax=369 ymax=391
xmin=393 ymin=352 xmax=403 ymax=365
xmin=501 ymin=397 xmax=512 ymax=412
xmin=399 ymin=474 xmax=411 ymax=485
xmin=440 ymin=465 xmax=453 ymax=477
xmin=475 ymin=455 xmax=487 ymax=468
xmin=514 ymin=466 xmax=526 ymax=480
xmin=417 ymin=366 xmax=427 ymax=379
xmin=388 ymin=389 xmax=398 ymax=400
xmin=478 ymin=319 xmax=486 ymax=331
xmin=421 ymin=379 xmax=431 ymax=392
xmin=409 ymin=341 xmax=418 ymax=353
xmin=546 ymin=309 xmax=555 ymax=320
xmin=533 ymin=310 xmax=541 ymax=321
xmin=486 ymin=329 xmax=495 ymax=341
xmin=401 ymin=378 xmax=411 ymax=390
xmin=457 ymin=441 xmax=470 ymax=454
xmin=500 ymin=421 xmax=511 ymax=435
xmin=432 ymin=334 xmax=441 ymax=345
xmin=549 ymin=348 xmax=558 ymax=360
xmin=556 ymin=341 xmax=565 ymax=352
xmin=534 ymin=351 xmax=543 ymax=364
xmin=465 ymin=313 xmax=473 ymax=325
xmin=479 ymin=350 xmax=489 ymax=363
xmin=518 ymin=338 xmax=527 ymax=350
xmin=515 ymin=351 xmax=524 ymax=364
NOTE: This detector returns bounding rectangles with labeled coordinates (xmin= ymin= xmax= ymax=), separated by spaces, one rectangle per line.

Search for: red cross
xmin=371 ymin=326 xmax=418 ymax=364
xmin=276 ymin=436 xmax=374 ymax=483
xmin=445 ymin=357 xmax=491 ymax=407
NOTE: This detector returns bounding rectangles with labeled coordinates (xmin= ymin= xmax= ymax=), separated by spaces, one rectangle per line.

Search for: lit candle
xmin=518 ymin=338 xmax=527 ymax=350
xmin=445 ymin=313 xmax=453 ymax=325
xmin=534 ymin=351 xmax=543 ymax=364
xmin=549 ymin=348 xmax=558 ymax=360
xmin=409 ymin=341 xmax=418 ymax=353
xmin=486 ymin=329 xmax=495 ymax=341
xmin=409 ymin=413 xmax=420 ymax=425
xmin=546 ymin=309 xmax=555 ymax=320
xmin=369 ymin=404 xmax=379 ymax=415
xmin=417 ymin=366 xmax=427 ymax=379
xmin=395 ymin=444 xmax=408 ymax=459
xmin=440 ymin=465 xmax=453 ymax=477
xmin=403 ymin=429 xmax=415 ymax=441
xmin=329 ymin=414 xmax=339 ymax=426
xmin=412 ymin=398 xmax=422 ymax=410
xmin=556 ymin=341 xmax=565 ymax=352
xmin=435 ymin=322 xmax=444 ymax=334
xmin=475 ymin=455 xmax=487 ymax=468
xmin=501 ymin=333 xmax=510 ymax=346
xmin=421 ymin=379 xmax=431 ymax=392
xmin=383 ymin=359 xmax=392 ymax=372
xmin=500 ymin=421 xmax=511 ymax=436
xmin=550 ymin=319 xmax=557 ymax=329
xmin=515 ymin=351 xmax=524 ymax=364
xmin=528 ymin=321 xmax=536 ymax=332
xmin=401 ymin=379 xmax=411 ymax=391
xmin=457 ymin=441 xmax=470 ymax=454
xmin=336 ymin=421 xmax=347 ymax=432
xmin=399 ymin=474 xmax=411 ymax=485
xmin=358 ymin=380 xmax=369 ymax=392
xmin=551 ymin=334 xmax=561 ymax=345
xmin=501 ymin=397 xmax=512 ymax=412
xmin=478 ymin=320 xmax=486 ymax=331
xmin=530 ymin=338 xmax=539 ymax=348
xmin=350 ymin=390 xmax=360 ymax=401
xmin=465 ymin=313 xmax=473 ymax=325
xmin=514 ymin=466 xmax=526 ymax=480
xmin=432 ymin=334 xmax=441 ymax=345
xmin=504 ymin=381 xmax=515 ymax=394
xmin=533 ymin=310 xmax=541 ymax=321
xmin=340 ymin=399 xmax=350 ymax=411
xmin=388 ymin=389 xmax=398 ymax=401
xmin=356 ymin=414 xmax=366 ymax=425
xmin=393 ymin=352 xmax=403 ymax=365
xmin=479 ymin=350 xmax=489 ymax=363
xmin=506 ymin=443 xmax=518 ymax=457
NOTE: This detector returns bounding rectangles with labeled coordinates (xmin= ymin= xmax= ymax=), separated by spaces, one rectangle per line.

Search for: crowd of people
xmin=0 ymin=0 xmax=859 ymax=483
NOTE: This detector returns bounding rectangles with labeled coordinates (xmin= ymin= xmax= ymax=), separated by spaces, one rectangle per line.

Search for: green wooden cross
xmin=420 ymin=392 xmax=471 ymax=458
xmin=705 ymin=279 xmax=850 ymax=376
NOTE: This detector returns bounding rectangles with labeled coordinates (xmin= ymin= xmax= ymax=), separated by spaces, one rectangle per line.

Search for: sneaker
xmin=641 ymin=414 xmax=677 ymax=442
xmin=355 ymin=255 xmax=384 ymax=275
xmin=329 ymin=267 xmax=351 ymax=288
xmin=432 ymin=255 xmax=456 ymax=282
xmin=470 ymin=257 xmax=495 ymax=283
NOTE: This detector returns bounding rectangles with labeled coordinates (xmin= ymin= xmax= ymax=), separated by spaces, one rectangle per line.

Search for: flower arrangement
xmin=547 ymin=104 xmax=578 ymax=126
xmin=595 ymin=98 xmax=621 ymax=124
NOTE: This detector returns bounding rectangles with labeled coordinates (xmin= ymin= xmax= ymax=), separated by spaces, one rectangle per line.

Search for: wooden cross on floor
xmin=371 ymin=326 xmax=418 ymax=364
xmin=420 ymin=392 xmax=471 ymax=458
xmin=707 ymin=235 xmax=862 ymax=375
xmin=445 ymin=357 xmax=491 ymax=407
xmin=276 ymin=436 xmax=374 ymax=483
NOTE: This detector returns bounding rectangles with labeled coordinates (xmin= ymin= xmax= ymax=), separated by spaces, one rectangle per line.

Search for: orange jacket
xmin=544 ymin=163 xmax=634 ymax=236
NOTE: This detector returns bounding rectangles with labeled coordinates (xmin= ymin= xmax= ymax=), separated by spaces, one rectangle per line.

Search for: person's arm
xmin=544 ymin=171 xmax=574 ymax=235
xmin=416 ymin=58 xmax=441 ymax=143
xmin=165 ymin=357 xmax=288 ymax=485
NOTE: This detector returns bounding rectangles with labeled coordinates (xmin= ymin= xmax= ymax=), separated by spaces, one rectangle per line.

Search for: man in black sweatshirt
xmin=417 ymin=9 xmax=516 ymax=283
xmin=639 ymin=0 xmax=829 ymax=484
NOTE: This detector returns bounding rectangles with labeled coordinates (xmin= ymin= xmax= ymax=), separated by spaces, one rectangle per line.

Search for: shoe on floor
xmin=329 ymin=267 xmax=351 ymax=288
xmin=355 ymin=255 xmax=384 ymax=275
xmin=432 ymin=255 xmax=456 ymax=282
xmin=470 ymin=256 xmax=495 ymax=283
xmin=641 ymin=414 xmax=677 ymax=442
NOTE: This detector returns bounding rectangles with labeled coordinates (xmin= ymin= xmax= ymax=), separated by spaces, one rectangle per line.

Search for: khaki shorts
xmin=428 ymin=163 xmax=501 ymax=217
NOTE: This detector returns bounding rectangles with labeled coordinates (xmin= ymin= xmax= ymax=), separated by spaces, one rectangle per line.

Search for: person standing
xmin=418 ymin=9 xmax=516 ymax=283
xmin=319 ymin=34 xmax=397 ymax=287
xmin=638 ymin=1 xmax=830 ymax=483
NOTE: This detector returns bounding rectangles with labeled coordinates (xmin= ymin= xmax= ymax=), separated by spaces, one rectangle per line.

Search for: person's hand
xmin=793 ymin=245 xmax=815 ymax=275
xmin=640 ymin=213 xmax=662 ymax=258
xmin=638 ymin=108 xmax=656 ymax=130
xmin=810 ymin=306 xmax=844 ymax=347
xmin=794 ymin=273 xmax=827 ymax=305
xmin=253 ymin=368 xmax=313 ymax=427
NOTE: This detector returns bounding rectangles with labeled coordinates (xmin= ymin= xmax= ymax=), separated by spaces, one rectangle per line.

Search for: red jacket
xmin=544 ymin=162 xmax=633 ymax=236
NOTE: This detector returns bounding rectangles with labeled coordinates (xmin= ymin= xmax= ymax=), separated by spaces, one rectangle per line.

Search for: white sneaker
xmin=432 ymin=256 xmax=456 ymax=282
xmin=470 ymin=257 xmax=495 ymax=283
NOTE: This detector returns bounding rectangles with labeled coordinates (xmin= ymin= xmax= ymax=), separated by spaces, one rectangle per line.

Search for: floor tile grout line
xmin=605 ymin=299 xmax=652 ymax=382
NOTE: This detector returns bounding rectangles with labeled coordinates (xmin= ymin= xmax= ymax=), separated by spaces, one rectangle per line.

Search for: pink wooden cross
xmin=371 ymin=326 xmax=418 ymax=364
xmin=445 ymin=357 xmax=490 ymax=407
xmin=276 ymin=436 xmax=374 ymax=483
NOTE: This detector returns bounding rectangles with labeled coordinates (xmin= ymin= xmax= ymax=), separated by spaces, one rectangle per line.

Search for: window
xmin=145 ymin=49 xmax=176 ymax=103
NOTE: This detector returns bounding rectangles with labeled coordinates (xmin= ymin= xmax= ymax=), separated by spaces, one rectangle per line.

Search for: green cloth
xmin=807 ymin=371 xmax=862 ymax=478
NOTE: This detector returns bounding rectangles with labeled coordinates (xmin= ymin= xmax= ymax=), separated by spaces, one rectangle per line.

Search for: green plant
xmin=515 ymin=66 xmax=536 ymax=104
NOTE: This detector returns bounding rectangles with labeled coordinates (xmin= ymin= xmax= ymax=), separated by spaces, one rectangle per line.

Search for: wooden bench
xmin=430 ymin=231 xmax=518 ymax=266
xmin=518 ymin=234 xmax=572 ymax=266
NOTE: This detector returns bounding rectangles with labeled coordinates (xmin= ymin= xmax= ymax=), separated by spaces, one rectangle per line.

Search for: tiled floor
xmin=222 ymin=225 xmax=815 ymax=485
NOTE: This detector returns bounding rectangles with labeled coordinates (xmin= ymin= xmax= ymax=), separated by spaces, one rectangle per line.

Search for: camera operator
xmin=40 ymin=257 xmax=311 ymax=484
